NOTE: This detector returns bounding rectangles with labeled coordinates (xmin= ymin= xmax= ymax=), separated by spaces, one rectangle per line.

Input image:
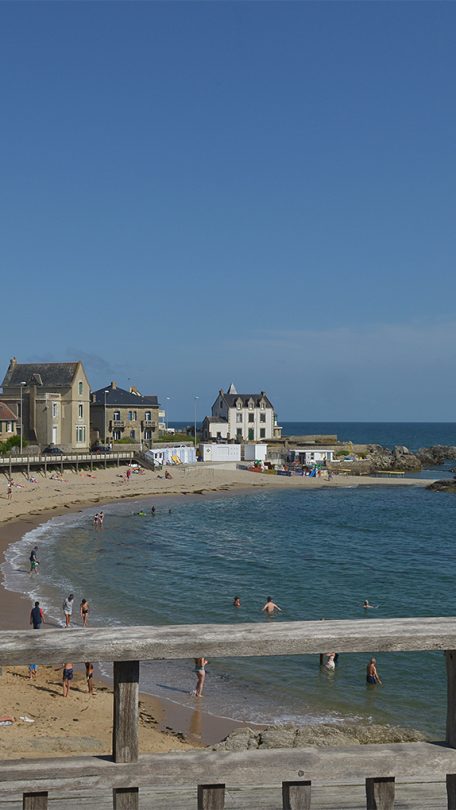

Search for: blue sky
xmin=1 ymin=2 xmax=455 ymax=421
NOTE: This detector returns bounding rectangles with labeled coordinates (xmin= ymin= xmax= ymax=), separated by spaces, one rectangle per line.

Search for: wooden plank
xmin=446 ymin=773 xmax=456 ymax=808
xmin=0 ymin=744 xmax=454 ymax=796
xmin=22 ymin=793 xmax=48 ymax=810
xmin=282 ymin=780 xmax=311 ymax=809
xmin=2 ymin=617 xmax=456 ymax=665
xmin=113 ymin=786 xmax=139 ymax=810
xmin=365 ymin=777 xmax=395 ymax=809
xmin=447 ymin=651 xmax=456 ymax=748
xmin=197 ymin=784 xmax=225 ymax=809
xmin=113 ymin=661 xmax=139 ymax=763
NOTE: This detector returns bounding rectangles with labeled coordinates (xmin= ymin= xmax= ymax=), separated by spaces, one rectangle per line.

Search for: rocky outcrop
xmin=417 ymin=446 xmax=456 ymax=466
xmin=427 ymin=479 xmax=456 ymax=493
xmin=340 ymin=444 xmax=456 ymax=475
xmin=212 ymin=723 xmax=427 ymax=751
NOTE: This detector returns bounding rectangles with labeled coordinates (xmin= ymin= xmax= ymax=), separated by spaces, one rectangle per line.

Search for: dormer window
xmin=236 ymin=400 xmax=242 ymax=410
xmin=78 ymin=381 xmax=83 ymax=396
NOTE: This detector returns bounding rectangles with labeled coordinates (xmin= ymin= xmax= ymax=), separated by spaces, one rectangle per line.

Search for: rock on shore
xmin=334 ymin=444 xmax=456 ymax=475
xmin=213 ymin=723 xmax=427 ymax=751
xmin=427 ymin=479 xmax=456 ymax=493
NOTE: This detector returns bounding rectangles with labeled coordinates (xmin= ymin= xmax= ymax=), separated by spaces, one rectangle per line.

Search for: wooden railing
xmin=0 ymin=451 xmax=134 ymax=475
xmin=3 ymin=618 xmax=456 ymax=809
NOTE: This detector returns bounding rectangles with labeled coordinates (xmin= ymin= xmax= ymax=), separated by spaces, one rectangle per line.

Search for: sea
xmin=3 ymin=422 xmax=456 ymax=738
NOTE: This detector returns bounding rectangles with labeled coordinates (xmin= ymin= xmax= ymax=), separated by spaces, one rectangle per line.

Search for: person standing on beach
xmin=85 ymin=662 xmax=95 ymax=694
xmin=80 ymin=599 xmax=90 ymax=627
xmin=30 ymin=601 xmax=45 ymax=629
xmin=62 ymin=662 xmax=74 ymax=697
xmin=262 ymin=596 xmax=282 ymax=615
xmin=63 ymin=594 xmax=74 ymax=627
xmin=192 ymin=657 xmax=208 ymax=697
xmin=366 ymin=657 xmax=382 ymax=686
xmin=7 ymin=480 xmax=12 ymax=500
xmin=29 ymin=546 xmax=39 ymax=575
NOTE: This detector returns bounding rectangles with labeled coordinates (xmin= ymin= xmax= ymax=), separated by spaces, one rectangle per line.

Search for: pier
xmin=2 ymin=617 xmax=456 ymax=808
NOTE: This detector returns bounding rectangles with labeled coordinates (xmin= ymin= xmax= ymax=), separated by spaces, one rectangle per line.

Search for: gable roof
xmin=2 ymin=360 xmax=80 ymax=389
xmin=92 ymin=384 xmax=158 ymax=408
xmin=0 ymin=402 xmax=17 ymax=421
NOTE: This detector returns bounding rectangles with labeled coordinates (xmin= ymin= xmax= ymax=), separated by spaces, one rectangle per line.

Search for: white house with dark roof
xmin=1 ymin=357 xmax=91 ymax=450
xmin=202 ymin=384 xmax=282 ymax=442
xmin=90 ymin=382 xmax=159 ymax=446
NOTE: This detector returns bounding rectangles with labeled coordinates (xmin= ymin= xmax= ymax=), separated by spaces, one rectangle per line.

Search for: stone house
xmin=1 ymin=357 xmax=91 ymax=450
xmin=90 ymin=382 xmax=159 ymax=446
xmin=202 ymin=383 xmax=282 ymax=442
xmin=0 ymin=402 xmax=18 ymax=439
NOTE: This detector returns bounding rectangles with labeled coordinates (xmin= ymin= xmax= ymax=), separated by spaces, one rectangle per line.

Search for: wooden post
xmin=197 ymin=784 xmax=225 ymax=810
xmin=113 ymin=787 xmax=139 ymax=810
xmin=366 ymin=776 xmax=395 ymax=809
xmin=446 ymin=774 xmax=456 ymax=808
xmin=282 ymin=780 xmax=311 ymax=810
xmin=23 ymin=793 xmax=48 ymax=810
xmin=447 ymin=651 xmax=456 ymax=747
xmin=112 ymin=660 xmax=139 ymax=810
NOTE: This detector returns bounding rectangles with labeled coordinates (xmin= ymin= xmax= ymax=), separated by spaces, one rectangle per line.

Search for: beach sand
xmin=0 ymin=463 xmax=430 ymax=758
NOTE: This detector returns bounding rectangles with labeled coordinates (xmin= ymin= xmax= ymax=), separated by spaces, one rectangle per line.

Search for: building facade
xmin=90 ymin=382 xmax=159 ymax=446
xmin=203 ymin=383 xmax=282 ymax=442
xmin=0 ymin=402 xmax=18 ymax=440
xmin=1 ymin=358 xmax=91 ymax=451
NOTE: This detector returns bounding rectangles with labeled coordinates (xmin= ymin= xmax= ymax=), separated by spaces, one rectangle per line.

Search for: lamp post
xmin=193 ymin=396 xmax=199 ymax=449
xmin=165 ymin=396 xmax=171 ymax=432
xmin=104 ymin=390 xmax=109 ymax=444
xmin=19 ymin=382 xmax=26 ymax=454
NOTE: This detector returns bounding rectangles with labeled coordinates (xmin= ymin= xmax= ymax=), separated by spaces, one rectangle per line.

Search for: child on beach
xmin=62 ymin=662 xmax=74 ymax=697
xmin=80 ymin=599 xmax=90 ymax=627
xmin=28 ymin=664 xmax=37 ymax=680
xmin=63 ymin=594 xmax=74 ymax=627
xmin=85 ymin=662 xmax=95 ymax=694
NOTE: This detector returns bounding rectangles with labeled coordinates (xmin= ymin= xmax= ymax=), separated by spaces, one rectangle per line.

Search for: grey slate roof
xmin=92 ymin=384 xmax=158 ymax=408
xmin=203 ymin=416 xmax=228 ymax=424
xmin=2 ymin=362 xmax=79 ymax=389
xmin=221 ymin=392 xmax=273 ymax=409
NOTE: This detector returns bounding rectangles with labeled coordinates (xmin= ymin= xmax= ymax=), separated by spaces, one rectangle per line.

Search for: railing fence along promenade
xmin=0 ymin=451 xmax=135 ymax=476
xmin=2 ymin=618 xmax=456 ymax=809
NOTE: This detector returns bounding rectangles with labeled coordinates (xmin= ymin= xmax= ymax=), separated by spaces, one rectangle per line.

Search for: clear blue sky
xmin=1 ymin=2 xmax=455 ymax=421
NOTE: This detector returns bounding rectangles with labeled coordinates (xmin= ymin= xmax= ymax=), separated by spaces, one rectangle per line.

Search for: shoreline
xmin=0 ymin=465 xmax=433 ymax=755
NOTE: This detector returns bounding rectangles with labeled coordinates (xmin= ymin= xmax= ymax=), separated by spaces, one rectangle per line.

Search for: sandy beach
xmin=0 ymin=463 xmax=431 ymax=758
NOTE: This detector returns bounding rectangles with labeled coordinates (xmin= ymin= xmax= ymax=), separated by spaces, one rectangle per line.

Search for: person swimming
xmin=233 ymin=596 xmax=241 ymax=608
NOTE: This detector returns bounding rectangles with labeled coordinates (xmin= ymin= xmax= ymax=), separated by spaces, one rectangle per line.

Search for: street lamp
xmin=104 ymin=390 xmax=109 ymax=443
xmin=193 ymin=396 xmax=199 ymax=449
xmin=19 ymin=381 xmax=26 ymax=454
xmin=165 ymin=396 xmax=171 ymax=431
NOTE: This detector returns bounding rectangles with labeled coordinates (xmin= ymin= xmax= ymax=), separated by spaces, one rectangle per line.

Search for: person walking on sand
xmin=262 ymin=596 xmax=282 ymax=615
xmin=30 ymin=601 xmax=45 ymax=629
xmin=85 ymin=662 xmax=95 ymax=694
xmin=62 ymin=662 xmax=74 ymax=697
xmin=28 ymin=664 xmax=38 ymax=680
xmin=80 ymin=598 xmax=90 ymax=627
xmin=63 ymin=594 xmax=74 ymax=627
xmin=366 ymin=657 xmax=382 ymax=686
xmin=192 ymin=657 xmax=208 ymax=697
xmin=7 ymin=480 xmax=13 ymax=500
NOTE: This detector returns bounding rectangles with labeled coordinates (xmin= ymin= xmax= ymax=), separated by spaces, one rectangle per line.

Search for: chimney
xmin=111 ymin=381 xmax=117 ymax=390
xmin=9 ymin=357 xmax=17 ymax=370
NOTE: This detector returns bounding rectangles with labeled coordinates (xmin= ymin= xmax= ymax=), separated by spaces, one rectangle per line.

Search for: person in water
xmin=80 ymin=599 xmax=89 ymax=627
xmin=193 ymin=657 xmax=208 ymax=697
xmin=366 ymin=657 xmax=382 ymax=685
xmin=363 ymin=600 xmax=375 ymax=609
xmin=262 ymin=596 xmax=282 ymax=615
xmin=233 ymin=596 xmax=241 ymax=608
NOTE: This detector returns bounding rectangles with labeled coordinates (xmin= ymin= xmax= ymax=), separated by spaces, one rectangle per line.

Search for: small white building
xmin=200 ymin=444 xmax=241 ymax=463
xmin=243 ymin=443 xmax=268 ymax=462
xmin=202 ymin=383 xmax=281 ymax=442
xmin=289 ymin=447 xmax=334 ymax=465
xmin=145 ymin=445 xmax=196 ymax=466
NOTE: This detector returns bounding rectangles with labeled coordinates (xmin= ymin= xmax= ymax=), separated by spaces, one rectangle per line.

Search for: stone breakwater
xmin=212 ymin=723 xmax=427 ymax=751
xmin=331 ymin=444 xmax=456 ymax=475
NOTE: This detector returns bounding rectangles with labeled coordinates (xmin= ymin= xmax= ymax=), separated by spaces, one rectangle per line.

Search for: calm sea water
xmin=3 ymin=423 xmax=456 ymax=737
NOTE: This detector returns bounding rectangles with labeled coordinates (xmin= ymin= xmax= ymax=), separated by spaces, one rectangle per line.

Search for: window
xmin=75 ymin=426 xmax=86 ymax=443
xmin=130 ymin=429 xmax=136 ymax=439
xmin=248 ymin=401 xmax=254 ymax=410
xmin=113 ymin=410 xmax=121 ymax=421
xmin=52 ymin=402 xmax=58 ymax=418
xmin=248 ymin=413 xmax=254 ymax=423
xmin=78 ymin=404 xmax=83 ymax=419
xmin=236 ymin=413 xmax=242 ymax=423
xmin=260 ymin=428 xmax=266 ymax=439
xmin=236 ymin=428 xmax=242 ymax=438
xmin=260 ymin=400 xmax=265 ymax=409
xmin=145 ymin=429 xmax=151 ymax=440
xmin=145 ymin=411 xmax=151 ymax=421
xmin=236 ymin=400 xmax=242 ymax=410
xmin=113 ymin=429 xmax=121 ymax=440
xmin=78 ymin=381 xmax=83 ymax=396
xmin=260 ymin=413 xmax=266 ymax=423
xmin=128 ymin=411 xmax=137 ymax=422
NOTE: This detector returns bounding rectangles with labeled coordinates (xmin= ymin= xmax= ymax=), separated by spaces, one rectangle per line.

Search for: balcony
xmin=109 ymin=420 xmax=125 ymax=429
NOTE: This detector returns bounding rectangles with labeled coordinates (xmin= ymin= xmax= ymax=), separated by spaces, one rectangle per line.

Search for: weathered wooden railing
xmin=3 ymin=617 xmax=456 ymax=809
